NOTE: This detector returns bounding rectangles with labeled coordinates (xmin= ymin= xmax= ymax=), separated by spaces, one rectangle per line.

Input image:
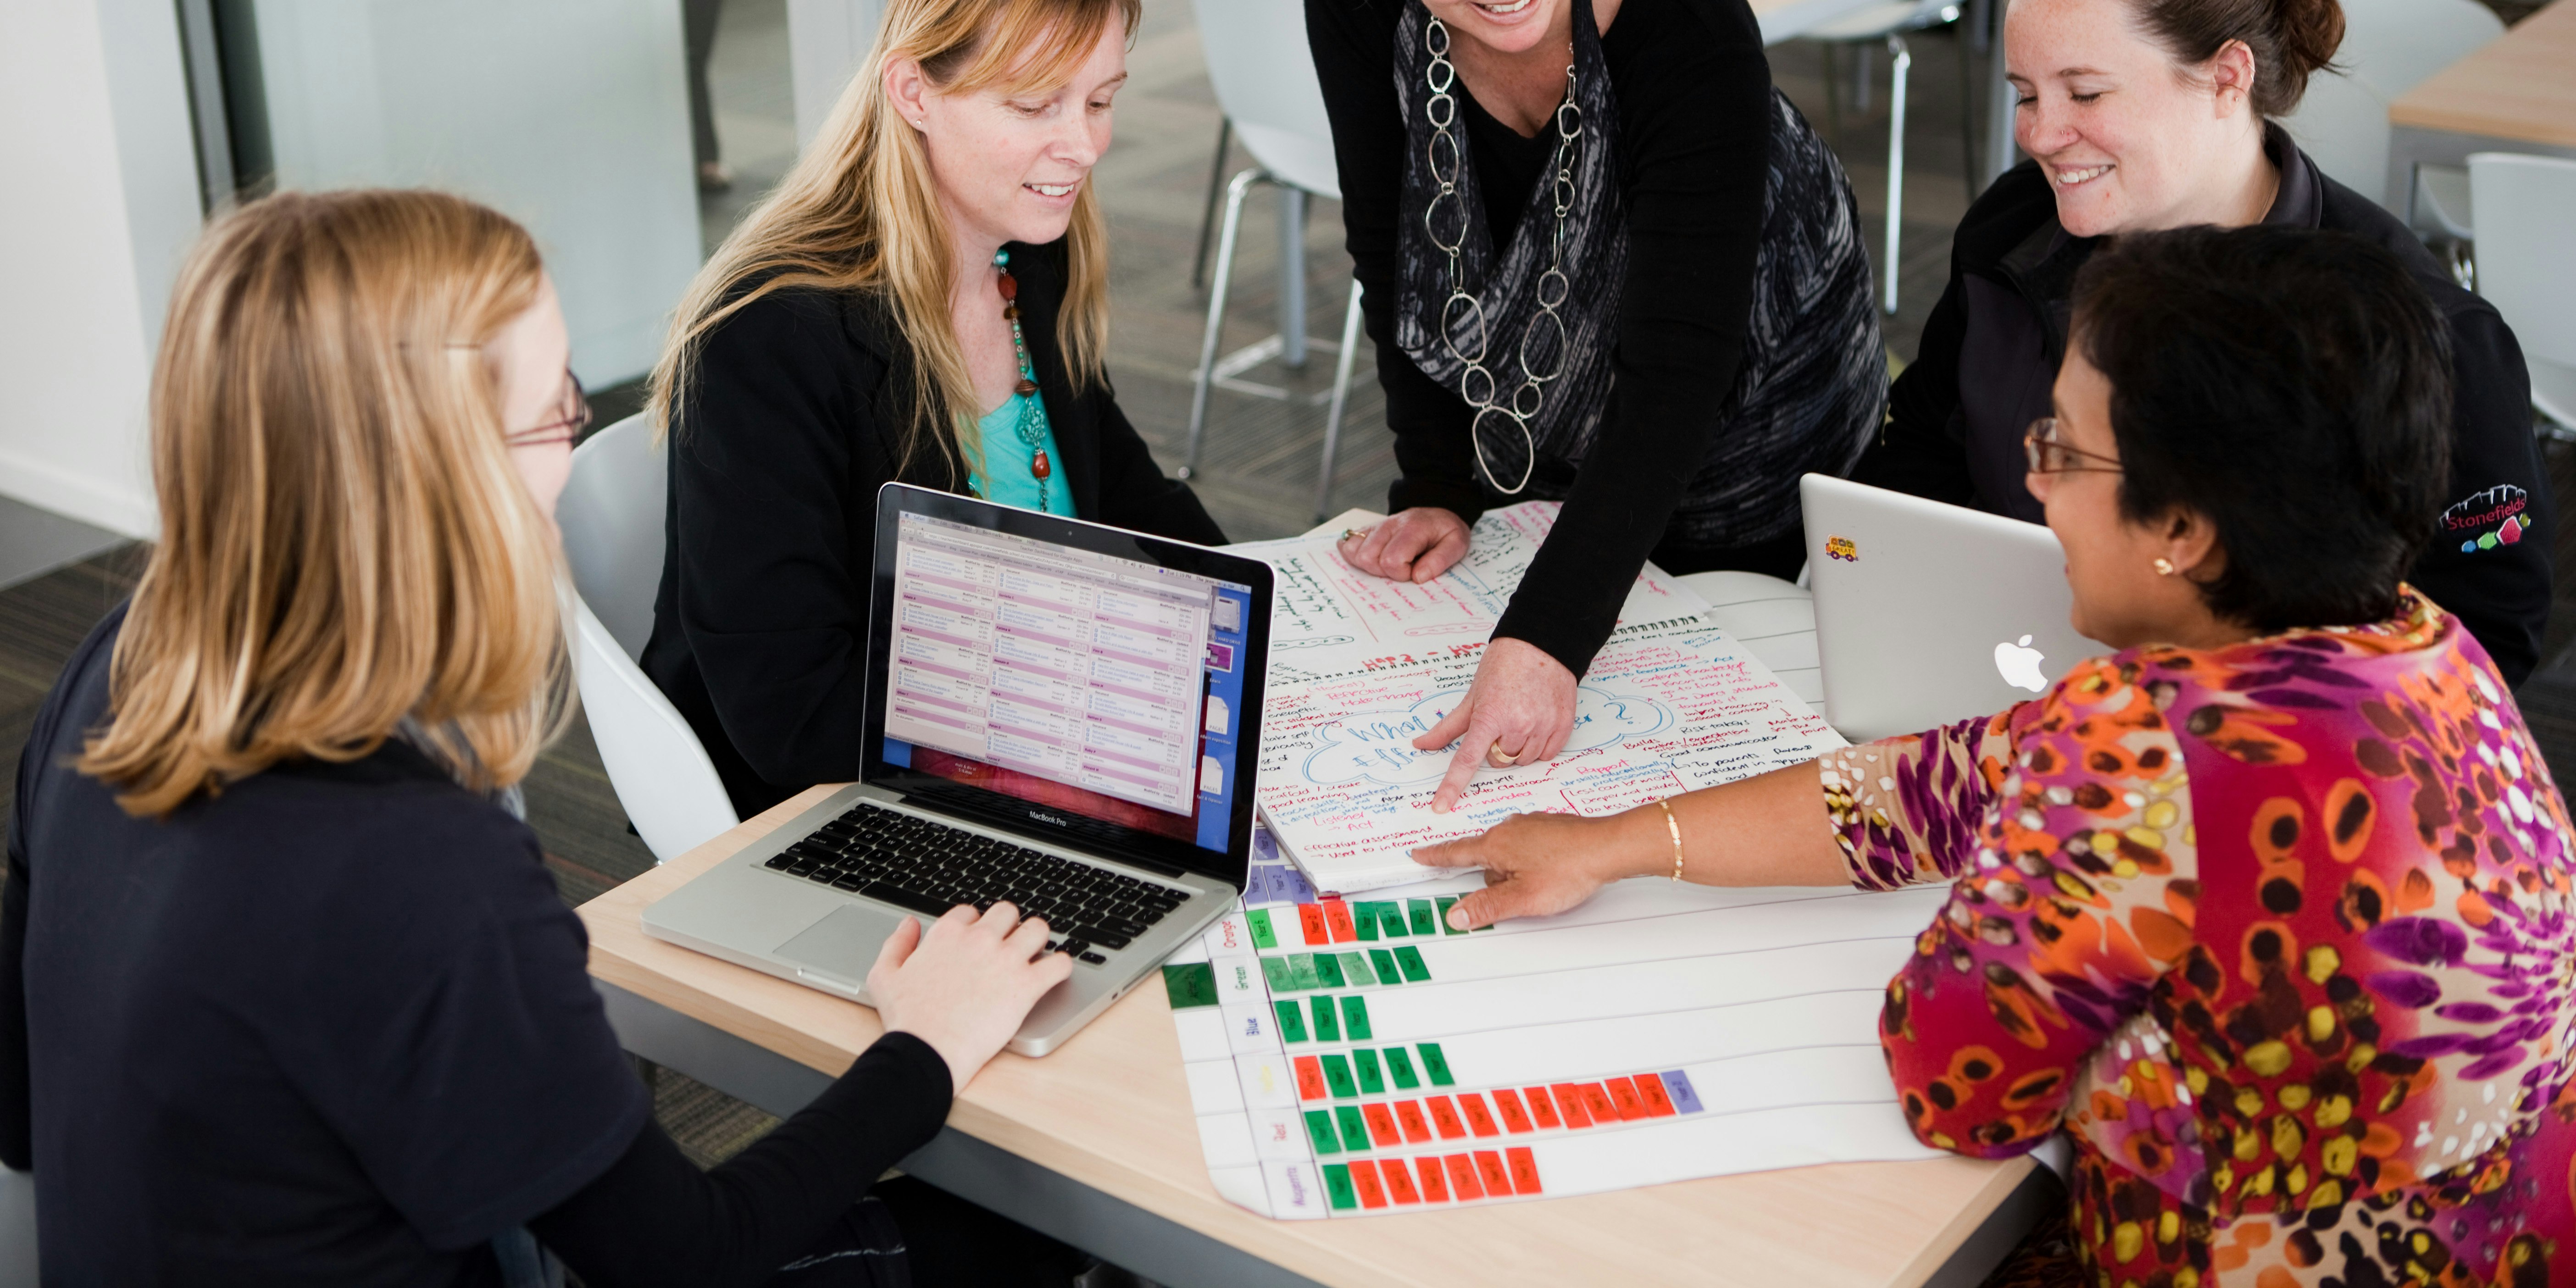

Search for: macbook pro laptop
xmin=643 ymin=484 xmax=1273 ymax=1055
xmin=1801 ymin=473 xmax=2107 ymax=742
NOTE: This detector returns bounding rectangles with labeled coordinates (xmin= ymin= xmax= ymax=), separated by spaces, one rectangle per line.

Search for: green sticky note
xmin=1260 ymin=955 xmax=1296 ymax=993
xmin=1340 ymin=995 xmax=1374 ymax=1041
xmin=1366 ymin=948 xmax=1401 ymax=984
xmin=1338 ymin=951 xmax=1375 ymax=986
xmin=1383 ymin=1045 xmax=1421 ymax=1090
xmin=1309 ymin=995 xmax=1341 ymax=1043
xmin=1273 ymin=1000 xmax=1308 ymax=1043
xmin=1312 ymin=952 xmax=1346 ymax=989
xmin=1353 ymin=905 xmax=1377 ymax=941
xmin=1288 ymin=953 xmax=1322 ymax=991
xmin=1246 ymin=908 xmax=1277 ymax=949
xmin=1417 ymin=1042 xmax=1455 ymax=1086
xmin=1352 ymin=1047 xmax=1387 ymax=1095
xmin=1376 ymin=903 xmax=1409 ymax=938
xmin=1304 ymin=1109 xmax=1341 ymax=1155
xmin=1393 ymin=945 xmax=1432 ymax=983
xmin=1406 ymin=899 xmax=1438 ymax=937
xmin=1320 ymin=1053 xmax=1359 ymax=1099
xmin=1322 ymin=1163 xmax=1358 ymax=1210
xmin=1335 ymin=1105 xmax=1371 ymax=1153
xmin=1160 ymin=963 xmax=1220 ymax=1009
xmin=1436 ymin=896 xmax=1469 ymax=935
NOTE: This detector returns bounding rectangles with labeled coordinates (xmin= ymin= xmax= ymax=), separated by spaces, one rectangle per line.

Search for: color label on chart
xmin=1320 ymin=1053 xmax=1359 ymax=1099
xmin=1550 ymin=1083 xmax=1595 ymax=1129
xmin=1436 ymin=895 xmax=1468 ymax=935
xmin=1393 ymin=1100 xmax=1433 ymax=1144
xmin=1352 ymin=1048 xmax=1387 ymax=1095
xmin=1304 ymin=1109 xmax=1340 ymax=1155
xmin=1294 ymin=1056 xmax=1327 ymax=1101
xmin=1443 ymin=1153 xmax=1485 ymax=1201
xmin=1407 ymin=899 xmax=1438 ymax=936
xmin=1312 ymin=953 xmax=1345 ymax=989
xmin=1347 ymin=1158 xmax=1388 ymax=1209
xmin=1393 ymin=945 xmax=1432 ymax=982
xmin=1322 ymin=1163 xmax=1358 ymax=1211
xmin=1161 ymin=963 xmax=1220 ymax=1009
xmin=1367 ymin=948 xmax=1401 ymax=984
xmin=1632 ymin=1071 xmax=1678 ymax=1117
xmin=1339 ymin=995 xmax=1373 ymax=1041
xmin=1298 ymin=904 xmax=1331 ymax=944
xmin=1353 ymin=905 xmax=1378 ymax=941
xmin=1334 ymin=1105 xmax=1370 ymax=1153
xmin=1417 ymin=1042 xmax=1455 ymax=1086
xmin=1383 ymin=1046 xmax=1421 ymax=1090
xmin=1425 ymin=1095 xmax=1468 ymax=1140
xmin=1457 ymin=1092 xmax=1501 ymax=1138
xmin=1660 ymin=1069 xmax=1706 ymax=1114
xmin=1490 ymin=1088 xmax=1535 ymax=1133
xmin=1373 ymin=903 xmax=1409 ymax=939
xmin=1361 ymin=1102 xmax=1402 ymax=1148
xmin=1260 ymin=956 xmax=1296 ymax=993
xmin=1381 ymin=1155 xmax=1422 ymax=1204
xmin=1287 ymin=954 xmax=1321 ymax=991
xmin=1309 ymin=996 xmax=1340 ymax=1043
xmin=1245 ymin=908 xmax=1277 ymax=949
xmin=1338 ymin=951 xmax=1375 ymax=986
xmin=1578 ymin=1082 xmax=1620 ymax=1124
xmin=1522 ymin=1086 xmax=1562 ymax=1129
xmin=1274 ymin=1001 xmax=1308 ymax=1044
xmin=1473 ymin=1151 xmax=1514 ymax=1197
xmin=1505 ymin=1146 xmax=1543 ymax=1195
xmin=1603 ymin=1076 xmax=1647 ymax=1121
xmin=1321 ymin=899 xmax=1357 ymax=943
xmin=1415 ymin=1155 xmax=1451 ymax=1203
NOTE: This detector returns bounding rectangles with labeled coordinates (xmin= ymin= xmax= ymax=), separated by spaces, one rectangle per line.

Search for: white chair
xmin=0 ymin=1167 xmax=35 ymax=1287
xmin=557 ymin=412 xmax=739 ymax=862
xmin=2468 ymin=152 xmax=2576 ymax=435
xmin=1186 ymin=0 xmax=1369 ymax=523
xmin=2280 ymin=0 xmax=2502 ymax=219
xmin=1811 ymin=0 xmax=1976 ymax=316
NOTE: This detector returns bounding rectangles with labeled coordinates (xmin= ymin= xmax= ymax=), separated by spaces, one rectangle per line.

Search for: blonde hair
xmin=647 ymin=0 xmax=1139 ymax=479
xmin=79 ymin=189 xmax=573 ymax=817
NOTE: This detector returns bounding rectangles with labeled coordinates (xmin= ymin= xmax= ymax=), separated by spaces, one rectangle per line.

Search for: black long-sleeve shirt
xmin=643 ymin=241 xmax=1227 ymax=818
xmin=1308 ymin=0 xmax=1779 ymax=677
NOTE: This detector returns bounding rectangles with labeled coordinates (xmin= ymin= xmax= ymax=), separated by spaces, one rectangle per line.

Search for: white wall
xmin=787 ymin=0 xmax=885 ymax=150
xmin=0 ymin=0 xmax=204 ymax=536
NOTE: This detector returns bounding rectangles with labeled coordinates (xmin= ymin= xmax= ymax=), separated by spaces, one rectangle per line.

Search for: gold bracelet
xmin=1655 ymin=798 xmax=1685 ymax=883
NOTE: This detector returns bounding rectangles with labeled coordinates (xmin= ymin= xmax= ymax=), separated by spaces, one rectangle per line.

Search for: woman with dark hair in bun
xmin=1414 ymin=224 xmax=2576 ymax=1288
xmin=1856 ymin=0 xmax=2553 ymax=687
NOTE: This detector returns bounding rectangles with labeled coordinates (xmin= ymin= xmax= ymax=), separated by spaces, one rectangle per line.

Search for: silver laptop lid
xmin=1801 ymin=473 xmax=2109 ymax=742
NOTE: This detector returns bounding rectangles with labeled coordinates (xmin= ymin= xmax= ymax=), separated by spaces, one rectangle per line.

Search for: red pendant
xmin=1031 ymin=449 xmax=1051 ymax=481
xmin=997 ymin=272 xmax=1018 ymax=301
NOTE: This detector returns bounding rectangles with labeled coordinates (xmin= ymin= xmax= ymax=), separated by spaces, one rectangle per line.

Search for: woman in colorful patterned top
xmin=1414 ymin=224 xmax=2576 ymax=1286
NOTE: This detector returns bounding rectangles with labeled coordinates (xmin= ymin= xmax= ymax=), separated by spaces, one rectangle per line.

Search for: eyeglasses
xmin=2022 ymin=416 xmax=2122 ymax=475
xmin=505 ymin=370 xmax=590 ymax=449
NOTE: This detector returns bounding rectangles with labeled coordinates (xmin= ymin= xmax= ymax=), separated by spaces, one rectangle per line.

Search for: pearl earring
xmin=2153 ymin=557 xmax=2176 ymax=576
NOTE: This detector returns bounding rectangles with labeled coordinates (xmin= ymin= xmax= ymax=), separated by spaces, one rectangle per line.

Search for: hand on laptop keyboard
xmin=867 ymin=903 xmax=1072 ymax=1090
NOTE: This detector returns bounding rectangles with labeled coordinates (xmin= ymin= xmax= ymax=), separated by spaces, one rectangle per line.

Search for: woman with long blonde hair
xmin=643 ymin=0 xmax=1222 ymax=818
xmin=0 ymin=189 xmax=1089 ymax=1286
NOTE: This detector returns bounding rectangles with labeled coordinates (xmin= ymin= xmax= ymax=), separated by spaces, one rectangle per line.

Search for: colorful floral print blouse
xmin=1821 ymin=592 xmax=2576 ymax=1287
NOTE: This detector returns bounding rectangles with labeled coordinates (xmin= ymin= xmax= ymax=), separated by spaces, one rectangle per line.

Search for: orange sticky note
xmin=1415 ymin=1155 xmax=1452 ymax=1203
xmin=1603 ymin=1076 xmax=1647 ymax=1121
xmin=1297 ymin=904 xmax=1330 ymax=944
xmin=1523 ymin=1086 xmax=1563 ymax=1129
xmin=1578 ymin=1082 xmax=1620 ymax=1124
xmin=1490 ymin=1088 xmax=1535 ymax=1133
xmin=1424 ymin=1095 xmax=1468 ymax=1139
xmin=1457 ymin=1092 xmax=1501 ymax=1138
xmin=1348 ymin=1158 xmax=1388 ymax=1209
xmin=1361 ymin=1102 xmax=1402 ymax=1148
xmin=1382 ymin=1156 xmax=1422 ymax=1205
xmin=1321 ymin=900 xmax=1357 ymax=944
xmin=1551 ymin=1083 xmax=1595 ymax=1129
xmin=1505 ymin=1146 xmax=1543 ymax=1194
xmin=1632 ymin=1071 xmax=1678 ymax=1117
xmin=1393 ymin=1100 xmax=1434 ymax=1144
xmin=1293 ymin=1056 xmax=1327 ymax=1102
xmin=1473 ymin=1150 xmax=1515 ymax=1196
xmin=1444 ymin=1153 xmax=1486 ymax=1200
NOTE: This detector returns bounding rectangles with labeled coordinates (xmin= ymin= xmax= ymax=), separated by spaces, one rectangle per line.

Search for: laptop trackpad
xmin=775 ymin=904 xmax=913 ymax=983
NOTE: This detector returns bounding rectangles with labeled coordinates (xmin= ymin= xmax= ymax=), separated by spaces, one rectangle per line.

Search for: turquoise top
xmin=968 ymin=391 xmax=1075 ymax=516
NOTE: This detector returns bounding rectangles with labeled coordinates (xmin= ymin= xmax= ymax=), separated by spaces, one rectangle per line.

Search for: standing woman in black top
xmin=1310 ymin=0 xmax=1888 ymax=810
xmin=1 ymin=189 xmax=1085 ymax=1286
xmin=644 ymin=0 xmax=1225 ymax=819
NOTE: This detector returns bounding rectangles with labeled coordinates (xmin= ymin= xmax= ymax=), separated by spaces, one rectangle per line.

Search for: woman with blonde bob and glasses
xmin=644 ymin=0 xmax=1223 ymax=819
xmin=0 ymin=190 xmax=1092 ymax=1286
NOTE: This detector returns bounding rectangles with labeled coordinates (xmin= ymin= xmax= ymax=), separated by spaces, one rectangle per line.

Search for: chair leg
xmin=1882 ymin=33 xmax=1911 ymax=317
xmin=1185 ymin=168 xmax=1265 ymax=481
xmin=1280 ymin=187 xmax=1310 ymax=370
xmin=1190 ymin=118 xmax=1231 ymax=291
xmin=1315 ymin=280 xmax=1366 ymax=523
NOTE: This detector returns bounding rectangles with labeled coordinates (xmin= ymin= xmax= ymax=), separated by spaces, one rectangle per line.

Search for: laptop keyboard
xmin=761 ymin=802 xmax=1190 ymax=963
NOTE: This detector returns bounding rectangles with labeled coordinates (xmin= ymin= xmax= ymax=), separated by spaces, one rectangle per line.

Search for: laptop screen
xmin=871 ymin=505 xmax=1259 ymax=870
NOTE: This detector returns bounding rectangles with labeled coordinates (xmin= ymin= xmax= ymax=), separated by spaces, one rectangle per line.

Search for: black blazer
xmin=642 ymin=239 xmax=1225 ymax=817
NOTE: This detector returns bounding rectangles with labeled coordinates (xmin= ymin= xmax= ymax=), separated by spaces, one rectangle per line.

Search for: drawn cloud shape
xmin=1302 ymin=686 xmax=1677 ymax=788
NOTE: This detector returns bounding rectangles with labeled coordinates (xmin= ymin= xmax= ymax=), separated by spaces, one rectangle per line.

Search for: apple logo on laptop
xmin=1993 ymin=635 xmax=2049 ymax=693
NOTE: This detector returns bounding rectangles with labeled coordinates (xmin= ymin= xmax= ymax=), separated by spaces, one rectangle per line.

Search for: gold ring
xmin=1340 ymin=527 xmax=1371 ymax=542
xmin=1489 ymin=746 xmax=1520 ymax=766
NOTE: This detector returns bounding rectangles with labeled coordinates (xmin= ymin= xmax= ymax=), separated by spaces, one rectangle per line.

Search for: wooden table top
xmin=581 ymin=785 xmax=2034 ymax=1288
xmin=2390 ymin=0 xmax=2576 ymax=149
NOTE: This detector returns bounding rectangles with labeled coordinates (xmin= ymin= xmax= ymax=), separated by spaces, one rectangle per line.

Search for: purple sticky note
xmin=1660 ymin=1070 xmax=1704 ymax=1115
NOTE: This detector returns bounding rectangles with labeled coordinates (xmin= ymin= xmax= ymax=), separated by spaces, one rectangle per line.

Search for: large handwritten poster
xmin=1244 ymin=505 xmax=1845 ymax=893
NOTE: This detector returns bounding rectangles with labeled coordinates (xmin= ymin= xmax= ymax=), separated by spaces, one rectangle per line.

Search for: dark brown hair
xmin=2126 ymin=0 xmax=2345 ymax=116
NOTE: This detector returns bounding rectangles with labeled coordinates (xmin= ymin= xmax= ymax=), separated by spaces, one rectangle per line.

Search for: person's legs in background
xmin=684 ymin=0 xmax=731 ymax=193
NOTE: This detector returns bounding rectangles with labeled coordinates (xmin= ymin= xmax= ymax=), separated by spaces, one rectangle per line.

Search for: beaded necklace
xmin=991 ymin=248 xmax=1052 ymax=510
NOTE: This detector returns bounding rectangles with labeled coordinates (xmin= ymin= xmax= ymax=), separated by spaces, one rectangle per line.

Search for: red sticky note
xmin=1579 ymin=1082 xmax=1621 ymax=1124
xmin=1362 ymin=1102 xmax=1403 ymax=1148
xmin=1348 ymin=1158 xmax=1388 ymax=1209
xmin=1632 ymin=1071 xmax=1678 ymax=1117
xmin=1424 ymin=1095 xmax=1468 ymax=1140
xmin=1473 ymin=1150 xmax=1515 ymax=1196
xmin=1550 ymin=1083 xmax=1595 ymax=1129
xmin=1321 ymin=900 xmax=1357 ymax=944
xmin=1523 ymin=1086 xmax=1563 ymax=1129
xmin=1414 ymin=1155 xmax=1452 ymax=1203
xmin=1505 ymin=1146 xmax=1543 ymax=1195
xmin=1457 ymin=1092 xmax=1501 ymax=1138
xmin=1490 ymin=1087 xmax=1535 ymax=1133
xmin=1444 ymin=1153 xmax=1486 ymax=1201
xmin=1381 ymin=1156 xmax=1422 ymax=1205
xmin=1393 ymin=1100 xmax=1434 ymax=1145
xmin=1603 ymin=1076 xmax=1648 ymax=1121
xmin=1293 ymin=1056 xmax=1327 ymax=1102
xmin=1297 ymin=904 xmax=1330 ymax=944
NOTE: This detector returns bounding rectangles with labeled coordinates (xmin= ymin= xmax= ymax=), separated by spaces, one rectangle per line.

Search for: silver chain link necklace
xmin=1420 ymin=16 xmax=1582 ymax=496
